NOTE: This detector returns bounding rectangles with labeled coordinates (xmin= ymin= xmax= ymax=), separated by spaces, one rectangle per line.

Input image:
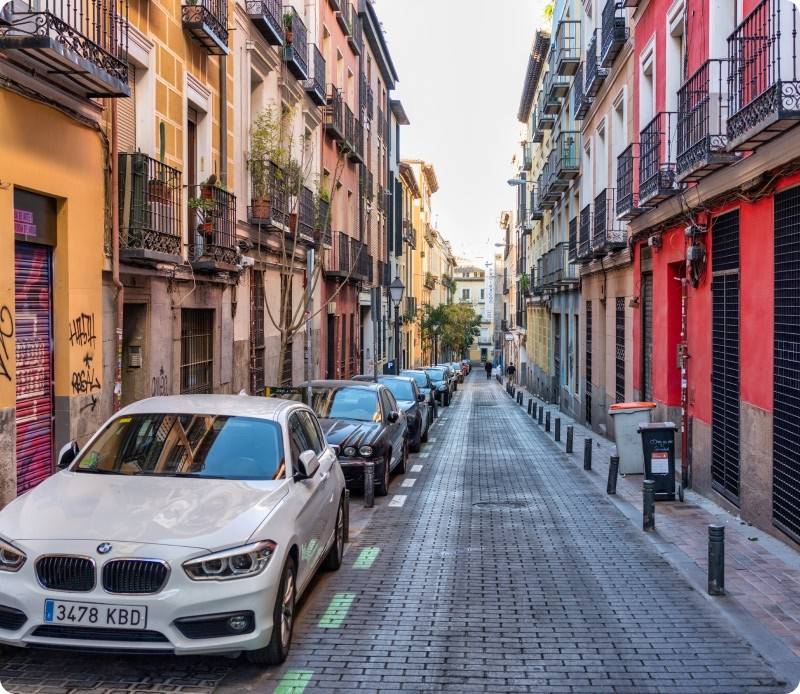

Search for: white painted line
xmin=427 ymin=437 xmax=438 ymax=442
xmin=401 ymin=478 xmax=416 ymax=488
xmin=411 ymin=464 xmax=423 ymax=472
xmin=388 ymin=495 xmax=407 ymax=507
xmin=417 ymin=451 xmax=430 ymax=458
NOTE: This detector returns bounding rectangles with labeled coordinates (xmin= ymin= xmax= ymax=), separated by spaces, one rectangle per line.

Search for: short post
xmin=607 ymin=455 xmax=619 ymax=495
xmin=643 ymin=480 xmax=655 ymax=531
xmin=555 ymin=417 xmax=561 ymax=442
xmin=583 ymin=437 xmax=592 ymax=470
xmin=708 ymin=525 xmax=725 ymax=595
xmin=343 ymin=490 xmax=350 ymax=542
xmin=566 ymin=425 xmax=574 ymax=453
xmin=364 ymin=462 xmax=375 ymax=508
xmin=545 ymin=411 xmax=551 ymax=432
xmin=527 ymin=398 xmax=533 ymax=415
xmin=538 ymin=405 xmax=544 ymax=425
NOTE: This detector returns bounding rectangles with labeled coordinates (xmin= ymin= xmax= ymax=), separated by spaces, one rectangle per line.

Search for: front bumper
xmin=338 ymin=458 xmax=383 ymax=488
xmin=0 ymin=540 xmax=284 ymax=655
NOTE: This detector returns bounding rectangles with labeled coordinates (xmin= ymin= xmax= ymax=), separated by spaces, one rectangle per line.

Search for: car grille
xmin=102 ymin=559 xmax=169 ymax=594
xmin=0 ymin=605 xmax=27 ymax=631
xmin=33 ymin=625 xmax=168 ymax=642
xmin=36 ymin=556 xmax=95 ymax=591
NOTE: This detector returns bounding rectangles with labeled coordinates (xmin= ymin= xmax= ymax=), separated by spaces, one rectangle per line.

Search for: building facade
xmin=454 ymin=262 xmax=492 ymax=363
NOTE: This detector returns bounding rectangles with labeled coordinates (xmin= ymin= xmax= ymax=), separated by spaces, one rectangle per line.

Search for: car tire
xmin=376 ymin=456 xmax=390 ymax=496
xmin=421 ymin=421 xmax=429 ymax=443
xmin=410 ymin=420 xmax=422 ymax=453
xmin=323 ymin=499 xmax=345 ymax=571
xmin=245 ymin=556 xmax=296 ymax=666
xmin=444 ymin=392 xmax=451 ymax=407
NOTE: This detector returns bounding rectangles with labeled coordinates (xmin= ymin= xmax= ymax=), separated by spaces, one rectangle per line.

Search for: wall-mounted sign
xmin=14 ymin=209 xmax=37 ymax=238
xmin=14 ymin=190 xmax=57 ymax=246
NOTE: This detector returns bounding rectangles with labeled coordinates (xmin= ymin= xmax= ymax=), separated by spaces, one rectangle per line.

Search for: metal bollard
xmin=583 ymin=437 xmax=592 ymax=470
xmin=527 ymin=399 xmax=533 ymax=415
xmin=545 ymin=411 xmax=551 ymax=432
xmin=555 ymin=417 xmax=561 ymax=442
xmin=643 ymin=480 xmax=655 ymax=531
xmin=343 ymin=490 xmax=350 ymax=542
xmin=607 ymin=455 xmax=619 ymax=495
xmin=364 ymin=462 xmax=375 ymax=508
xmin=566 ymin=425 xmax=573 ymax=453
xmin=708 ymin=525 xmax=725 ymax=595
xmin=538 ymin=405 xmax=544 ymax=425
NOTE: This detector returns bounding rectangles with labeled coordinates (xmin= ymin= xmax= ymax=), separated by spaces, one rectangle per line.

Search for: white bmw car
xmin=0 ymin=395 xmax=346 ymax=665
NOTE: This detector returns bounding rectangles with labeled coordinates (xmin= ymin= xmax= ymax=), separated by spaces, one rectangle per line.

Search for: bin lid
xmin=609 ymin=401 xmax=657 ymax=411
xmin=638 ymin=421 xmax=677 ymax=432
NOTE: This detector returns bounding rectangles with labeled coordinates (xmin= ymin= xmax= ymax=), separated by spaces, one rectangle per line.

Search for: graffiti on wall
xmin=151 ymin=366 xmax=168 ymax=397
xmin=69 ymin=312 xmax=97 ymax=348
xmin=0 ymin=306 xmax=12 ymax=382
xmin=70 ymin=312 xmax=100 ymax=405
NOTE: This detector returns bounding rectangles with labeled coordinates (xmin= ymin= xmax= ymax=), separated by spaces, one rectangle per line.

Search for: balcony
xmin=187 ymin=184 xmax=237 ymax=272
xmin=577 ymin=203 xmax=593 ymax=262
xmin=182 ymin=0 xmax=228 ymax=55
xmin=600 ymin=0 xmax=628 ymax=68
xmin=584 ymin=30 xmax=607 ymax=97
xmin=246 ymin=0 xmax=283 ymax=46
xmin=248 ymin=160 xmax=288 ymax=230
xmin=358 ymin=251 xmax=373 ymax=284
xmin=545 ymin=148 xmax=568 ymax=198
xmin=573 ymin=63 xmax=592 ymax=119
xmin=295 ymin=186 xmax=315 ymax=243
xmin=424 ymin=272 xmax=437 ymax=290
xmin=727 ymin=0 xmax=800 ymax=151
xmin=555 ymin=131 xmax=580 ymax=180
xmin=335 ymin=0 xmax=351 ymax=35
xmin=639 ymin=111 xmax=679 ymax=205
xmin=546 ymin=55 xmax=571 ymax=108
xmin=404 ymin=296 xmax=418 ymax=320
xmin=531 ymin=267 xmax=544 ymax=296
xmin=536 ymin=89 xmax=556 ymax=128
xmin=378 ymin=260 xmax=390 ymax=287
xmin=522 ymin=142 xmax=533 ymax=170
xmin=402 ymin=220 xmax=417 ymax=248
xmin=591 ymin=189 xmax=626 ymax=255
xmin=616 ymin=144 xmax=649 ymax=220
xmin=568 ymin=216 xmax=578 ymax=264
xmin=0 ymin=0 xmax=129 ymax=97
xmin=343 ymin=105 xmax=364 ymax=163
xmin=304 ymin=45 xmax=326 ymax=106
xmin=282 ymin=7 xmax=308 ymax=81
xmin=361 ymin=169 xmax=374 ymax=202
xmin=538 ymin=174 xmax=556 ymax=210
xmin=542 ymin=242 xmax=577 ymax=287
xmin=325 ymin=231 xmax=366 ymax=282
xmin=324 ymin=85 xmax=345 ymax=141
xmin=118 ymin=154 xmax=182 ymax=265
xmin=555 ymin=20 xmax=581 ymax=76
xmin=348 ymin=9 xmax=362 ymax=55
xmin=317 ymin=198 xmax=331 ymax=247
xmin=529 ymin=187 xmax=543 ymax=221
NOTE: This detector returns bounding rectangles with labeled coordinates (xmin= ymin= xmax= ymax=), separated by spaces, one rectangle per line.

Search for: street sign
xmin=265 ymin=386 xmax=306 ymax=403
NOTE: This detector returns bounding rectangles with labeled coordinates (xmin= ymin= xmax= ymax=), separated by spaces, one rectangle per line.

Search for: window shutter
xmin=117 ymin=64 xmax=136 ymax=153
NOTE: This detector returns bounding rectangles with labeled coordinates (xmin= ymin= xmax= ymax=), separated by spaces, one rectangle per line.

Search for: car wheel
xmin=410 ymin=420 xmax=422 ymax=453
xmin=421 ymin=420 xmax=429 ymax=443
xmin=245 ymin=556 xmax=296 ymax=666
xmin=444 ymin=392 xmax=451 ymax=407
xmin=323 ymin=499 xmax=345 ymax=571
xmin=375 ymin=455 xmax=390 ymax=496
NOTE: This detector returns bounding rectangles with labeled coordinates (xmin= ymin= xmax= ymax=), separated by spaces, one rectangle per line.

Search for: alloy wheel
xmin=280 ymin=571 xmax=295 ymax=650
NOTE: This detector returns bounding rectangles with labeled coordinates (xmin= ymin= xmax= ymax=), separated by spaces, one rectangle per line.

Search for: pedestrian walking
xmin=484 ymin=360 xmax=492 ymax=380
xmin=506 ymin=362 xmax=516 ymax=385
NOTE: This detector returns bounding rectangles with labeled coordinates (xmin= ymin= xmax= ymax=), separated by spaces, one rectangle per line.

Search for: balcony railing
xmin=546 ymin=49 xmax=571 ymax=107
xmin=304 ymin=44 xmax=326 ymax=105
xmin=182 ymin=0 xmax=228 ymax=55
xmin=584 ymin=30 xmax=607 ymax=97
xmin=325 ymin=231 xmax=366 ymax=281
xmin=0 ymin=0 xmax=129 ymax=97
xmin=296 ymin=186 xmax=315 ymax=241
xmin=531 ymin=267 xmax=544 ymax=296
xmin=325 ymin=85 xmax=345 ymax=140
xmin=119 ymin=154 xmax=182 ymax=264
xmin=573 ymin=63 xmax=592 ymax=119
xmin=676 ymin=59 xmax=738 ymax=182
xmin=404 ymin=296 xmax=418 ymax=320
xmin=600 ymin=0 xmax=628 ymax=68
xmin=592 ymin=189 xmax=626 ymax=255
xmin=639 ymin=111 xmax=679 ymax=205
xmin=555 ymin=20 xmax=581 ymax=76
xmin=577 ymin=203 xmax=593 ymax=262
xmin=348 ymin=8 xmax=362 ymax=55
xmin=537 ymin=89 xmax=557 ymax=127
xmin=530 ymin=187 xmax=543 ymax=220
xmin=424 ymin=272 xmax=437 ymax=290
xmin=378 ymin=260 xmax=390 ymax=287
xmin=543 ymin=242 xmax=577 ymax=287
xmin=335 ymin=0 xmax=351 ymax=34
xmin=283 ymin=7 xmax=308 ymax=81
xmin=248 ymin=160 xmax=288 ymax=229
xmin=358 ymin=251 xmax=373 ymax=284
xmin=317 ymin=198 xmax=331 ymax=246
xmin=616 ymin=143 xmax=648 ymax=220
xmin=545 ymin=148 xmax=569 ymax=198
xmin=187 ymin=184 xmax=237 ymax=270
xmin=403 ymin=220 xmax=417 ymax=248
xmin=727 ymin=0 xmax=800 ymax=150
xmin=522 ymin=142 xmax=533 ymax=170
xmin=555 ymin=131 xmax=581 ymax=180
xmin=362 ymin=169 xmax=374 ymax=202
xmin=568 ymin=216 xmax=578 ymax=264
xmin=246 ymin=0 xmax=283 ymax=46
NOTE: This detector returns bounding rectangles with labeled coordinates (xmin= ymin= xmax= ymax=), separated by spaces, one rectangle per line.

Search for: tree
xmin=439 ymin=303 xmax=481 ymax=359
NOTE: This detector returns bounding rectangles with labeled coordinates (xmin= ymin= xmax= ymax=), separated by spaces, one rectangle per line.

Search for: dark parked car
xmin=400 ymin=369 xmax=438 ymax=422
xmin=435 ymin=363 xmax=458 ymax=391
xmin=301 ymin=381 xmax=408 ymax=496
xmin=424 ymin=366 xmax=452 ymax=406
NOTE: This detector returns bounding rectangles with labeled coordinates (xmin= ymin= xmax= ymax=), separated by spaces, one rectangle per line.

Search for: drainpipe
xmin=219 ymin=56 xmax=228 ymax=185
xmin=680 ymin=248 xmax=690 ymax=489
xmin=111 ymin=99 xmax=124 ymax=412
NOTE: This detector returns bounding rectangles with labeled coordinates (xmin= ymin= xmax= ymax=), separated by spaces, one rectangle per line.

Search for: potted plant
xmin=188 ymin=196 xmax=214 ymax=236
xmin=519 ymin=272 xmax=531 ymax=296
xmin=249 ymin=109 xmax=279 ymax=221
xmin=283 ymin=11 xmax=294 ymax=42
xmin=249 ymin=158 xmax=271 ymax=220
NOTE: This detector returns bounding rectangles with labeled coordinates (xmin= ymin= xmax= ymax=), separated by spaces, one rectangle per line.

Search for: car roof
xmin=302 ymin=379 xmax=382 ymax=391
xmin=401 ymin=369 xmax=427 ymax=374
xmin=117 ymin=394 xmax=300 ymax=420
xmin=379 ymin=375 xmax=414 ymax=382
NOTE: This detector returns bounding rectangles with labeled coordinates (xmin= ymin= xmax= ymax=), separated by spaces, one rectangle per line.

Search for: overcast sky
xmin=378 ymin=0 xmax=547 ymax=264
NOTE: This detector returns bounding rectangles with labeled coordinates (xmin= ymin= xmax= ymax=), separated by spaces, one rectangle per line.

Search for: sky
xmin=377 ymin=0 xmax=547 ymax=265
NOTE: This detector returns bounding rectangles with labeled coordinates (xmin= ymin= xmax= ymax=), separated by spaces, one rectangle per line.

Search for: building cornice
xmin=517 ymin=30 xmax=551 ymax=123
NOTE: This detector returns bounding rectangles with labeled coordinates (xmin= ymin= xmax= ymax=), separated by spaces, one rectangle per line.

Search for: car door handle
xmin=320 ymin=472 xmax=330 ymax=482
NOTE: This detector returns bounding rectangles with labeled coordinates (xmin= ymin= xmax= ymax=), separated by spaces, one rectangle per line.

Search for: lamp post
xmin=389 ymin=276 xmax=405 ymax=375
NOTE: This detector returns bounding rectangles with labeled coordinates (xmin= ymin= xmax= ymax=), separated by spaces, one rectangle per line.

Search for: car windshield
xmin=379 ymin=379 xmax=415 ymax=401
xmin=310 ymin=387 xmax=381 ymax=422
xmin=74 ymin=414 xmax=285 ymax=480
xmin=401 ymin=371 xmax=428 ymax=387
xmin=426 ymin=368 xmax=445 ymax=381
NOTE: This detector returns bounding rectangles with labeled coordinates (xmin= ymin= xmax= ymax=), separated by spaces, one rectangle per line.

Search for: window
xmin=310 ymin=386 xmax=380 ymax=423
xmin=250 ymin=270 xmax=265 ymax=394
xmin=180 ymin=309 xmax=213 ymax=394
xmin=665 ymin=2 xmax=685 ymax=113
xmin=480 ymin=288 xmax=485 ymax=300
xmin=462 ymin=288 xmax=471 ymax=300
xmin=379 ymin=378 xmax=415 ymax=402
xmin=297 ymin=410 xmax=325 ymax=454
xmin=640 ymin=39 xmax=655 ymax=129
xmin=289 ymin=413 xmax=311 ymax=463
xmin=381 ymin=389 xmax=398 ymax=416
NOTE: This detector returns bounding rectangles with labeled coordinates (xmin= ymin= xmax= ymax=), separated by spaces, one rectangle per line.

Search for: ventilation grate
xmin=615 ymin=297 xmax=625 ymax=403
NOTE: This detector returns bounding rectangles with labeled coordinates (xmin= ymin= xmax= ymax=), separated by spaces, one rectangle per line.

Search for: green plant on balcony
xmin=518 ymin=272 xmax=531 ymax=295
xmin=188 ymin=196 xmax=215 ymax=235
xmin=283 ymin=12 xmax=294 ymax=42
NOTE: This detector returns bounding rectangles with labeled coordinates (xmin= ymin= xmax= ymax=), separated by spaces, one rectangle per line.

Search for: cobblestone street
xmin=0 ymin=375 xmax=795 ymax=693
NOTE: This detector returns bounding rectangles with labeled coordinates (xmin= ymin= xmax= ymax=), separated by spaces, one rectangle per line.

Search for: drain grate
xmin=473 ymin=500 xmax=529 ymax=510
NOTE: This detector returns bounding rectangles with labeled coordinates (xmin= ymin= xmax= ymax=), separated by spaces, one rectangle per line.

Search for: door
xmin=381 ymin=388 xmax=403 ymax=467
xmin=298 ymin=410 xmax=338 ymax=545
xmin=585 ymin=301 xmax=592 ymax=425
xmin=642 ymin=272 xmax=654 ymax=402
xmin=14 ymin=243 xmax=54 ymax=494
xmin=326 ymin=314 xmax=336 ymax=379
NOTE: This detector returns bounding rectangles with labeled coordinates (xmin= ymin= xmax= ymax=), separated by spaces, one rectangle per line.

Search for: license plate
xmin=44 ymin=599 xmax=147 ymax=629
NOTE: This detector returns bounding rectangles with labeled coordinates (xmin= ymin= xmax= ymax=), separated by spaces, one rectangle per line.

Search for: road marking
xmin=417 ymin=451 xmax=430 ymax=458
xmin=401 ymin=478 xmax=416 ymax=488
xmin=318 ymin=593 xmax=356 ymax=628
xmin=353 ymin=547 xmax=380 ymax=569
xmin=274 ymin=670 xmax=314 ymax=693
xmin=388 ymin=494 xmax=407 ymax=507
xmin=428 ymin=437 xmax=438 ymax=442
xmin=411 ymin=464 xmax=423 ymax=472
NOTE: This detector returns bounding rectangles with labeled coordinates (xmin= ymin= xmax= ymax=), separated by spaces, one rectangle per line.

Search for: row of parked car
xmin=0 ymin=358 xmax=472 ymax=667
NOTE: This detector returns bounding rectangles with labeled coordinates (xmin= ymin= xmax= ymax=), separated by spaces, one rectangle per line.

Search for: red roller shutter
xmin=15 ymin=243 xmax=54 ymax=493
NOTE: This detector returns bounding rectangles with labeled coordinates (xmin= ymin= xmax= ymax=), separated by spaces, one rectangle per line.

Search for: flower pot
xmin=288 ymin=212 xmax=298 ymax=232
xmin=198 ymin=221 xmax=213 ymax=236
xmin=200 ymin=185 xmax=214 ymax=200
xmin=251 ymin=197 xmax=271 ymax=220
xmin=148 ymin=179 xmax=170 ymax=201
xmin=285 ymin=29 xmax=293 ymax=43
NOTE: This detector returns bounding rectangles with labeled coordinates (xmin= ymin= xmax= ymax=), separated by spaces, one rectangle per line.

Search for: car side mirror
xmin=387 ymin=411 xmax=400 ymax=424
xmin=57 ymin=440 xmax=79 ymax=469
xmin=296 ymin=450 xmax=320 ymax=479
xmin=417 ymin=393 xmax=426 ymax=402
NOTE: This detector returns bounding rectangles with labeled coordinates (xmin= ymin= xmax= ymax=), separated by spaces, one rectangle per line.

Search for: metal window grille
xmin=774 ymin=186 xmax=800 ymax=539
xmin=615 ymin=297 xmax=625 ymax=403
xmin=553 ymin=314 xmax=561 ymax=402
xmin=180 ymin=309 xmax=213 ymax=394
xmin=642 ymin=272 xmax=653 ymax=402
xmin=250 ymin=271 xmax=265 ymax=394
xmin=585 ymin=301 xmax=592 ymax=425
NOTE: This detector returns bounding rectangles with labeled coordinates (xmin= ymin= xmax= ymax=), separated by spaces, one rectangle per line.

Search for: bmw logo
xmin=97 ymin=543 xmax=112 ymax=555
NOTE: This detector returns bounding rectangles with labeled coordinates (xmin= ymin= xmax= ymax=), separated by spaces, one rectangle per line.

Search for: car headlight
xmin=183 ymin=540 xmax=276 ymax=581
xmin=0 ymin=538 xmax=25 ymax=572
xmin=359 ymin=445 xmax=374 ymax=458
xmin=343 ymin=446 xmax=357 ymax=457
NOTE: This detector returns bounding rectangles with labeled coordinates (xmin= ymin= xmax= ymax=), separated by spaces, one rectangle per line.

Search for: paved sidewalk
xmin=506 ymin=378 xmax=800 ymax=679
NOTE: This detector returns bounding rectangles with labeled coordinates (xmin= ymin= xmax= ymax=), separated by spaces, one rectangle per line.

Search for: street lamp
xmin=507 ymin=178 xmax=526 ymax=186
xmin=389 ymin=276 xmax=405 ymax=375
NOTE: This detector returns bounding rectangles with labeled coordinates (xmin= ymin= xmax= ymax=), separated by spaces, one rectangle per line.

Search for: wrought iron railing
xmin=543 ymin=242 xmax=576 ymax=285
xmin=297 ymin=186 xmax=315 ymax=239
xmin=248 ymin=159 xmax=288 ymax=227
xmin=348 ymin=7 xmax=362 ymax=54
xmin=601 ymin=0 xmax=628 ymax=67
xmin=568 ymin=216 xmax=578 ymax=264
xmin=522 ymin=142 xmax=533 ymax=170
xmin=304 ymin=44 xmax=326 ymax=105
xmin=317 ymin=198 xmax=331 ymax=245
xmin=592 ymin=189 xmax=626 ymax=253
xmin=325 ymin=85 xmax=345 ymax=139
xmin=119 ymin=153 xmax=182 ymax=260
xmin=585 ymin=30 xmax=607 ymax=96
xmin=546 ymin=49 xmax=571 ymax=105
xmin=366 ymin=84 xmax=374 ymax=118
xmin=283 ymin=6 xmax=308 ymax=79
xmin=182 ymin=0 xmax=228 ymax=54
xmin=555 ymin=131 xmax=581 ymax=178
xmin=344 ymin=103 xmax=355 ymax=148
xmin=537 ymin=88 xmax=556 ymax=127
xmin=578 ymin=203 xmax=592 ymax=260
xmin=187 ymin=184 xmax=237 ymax=267
xmin=530 ymin=186 xmax=543 ymax=220
xmin=573 ymin=62 xmax=591 ymax=119
xmin=327 ymin=231 xmax=352 ymax=276
xmin=639 ymin=111 xmax=678 ymax=203
xmin=245 ymin=0 xmax=282 ymax=46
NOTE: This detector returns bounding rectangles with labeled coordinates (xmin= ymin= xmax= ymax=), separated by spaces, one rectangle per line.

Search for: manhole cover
xmin=473 ymin=500 xmax=529 ymax=510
